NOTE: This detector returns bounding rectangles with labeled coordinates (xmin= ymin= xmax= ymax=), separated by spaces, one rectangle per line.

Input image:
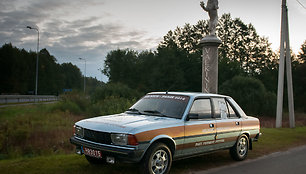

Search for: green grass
xmin=0 ymin=154 xmax=137 ymax=174
xmin=1 ymin=99 xmax=306 ymax=173
xmin=0 ymin=104 xmax=84 ymax=159
xmin=1 ymin=127 xmax=306 ymax=174
xmin=249 ymin=127 xmax=306 ymax=157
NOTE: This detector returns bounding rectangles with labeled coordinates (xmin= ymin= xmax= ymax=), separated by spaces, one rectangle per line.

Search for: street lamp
xmin=26 ymin=26 xmax=39 ymax=95
xmin=79 ymin=58 xmax=86 ymax=93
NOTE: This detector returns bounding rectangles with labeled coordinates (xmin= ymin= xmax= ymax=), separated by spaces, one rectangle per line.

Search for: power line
xmin=296 ymin=0 xmax=306 ymax=9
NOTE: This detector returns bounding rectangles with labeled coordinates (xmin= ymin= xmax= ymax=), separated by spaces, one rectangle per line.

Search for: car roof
xmin=147 ymin=92 xmax=229 ymax=98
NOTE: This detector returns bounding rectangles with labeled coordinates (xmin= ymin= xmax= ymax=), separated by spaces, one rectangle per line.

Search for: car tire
xmin=85 ymin=155 xmax=107 ymax=165
xmin=230 ymin=134 xmax=249 ymax=161
xmin=141 ymin=143 xmax=172 ymax=174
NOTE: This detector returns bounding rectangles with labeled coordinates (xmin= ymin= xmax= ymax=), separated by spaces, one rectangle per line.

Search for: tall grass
xmin=0 ymin=84 xmax=141 ymax=159
xmin=0 ymin=104 xmax=84 ymax=159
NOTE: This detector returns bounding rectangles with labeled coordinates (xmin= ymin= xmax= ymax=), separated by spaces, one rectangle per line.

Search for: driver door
xmin=182 ymin=98 xmax=217 ymax=156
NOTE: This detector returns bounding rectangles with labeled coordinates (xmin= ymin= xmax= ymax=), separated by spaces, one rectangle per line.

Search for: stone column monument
xmin=200 ymin=0 xmax=221 ymax=93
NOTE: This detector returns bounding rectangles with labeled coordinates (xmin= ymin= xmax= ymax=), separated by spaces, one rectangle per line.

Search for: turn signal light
xmin=128 ymin=134 xmax=139 ymax=146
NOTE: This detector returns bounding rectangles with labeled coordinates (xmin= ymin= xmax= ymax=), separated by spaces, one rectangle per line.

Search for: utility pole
xmin=276 ymin=0 xmax=295 ymax=128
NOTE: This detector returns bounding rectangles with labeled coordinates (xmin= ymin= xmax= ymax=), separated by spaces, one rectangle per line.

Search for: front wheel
xmin=141 ymin=143 xmax=172 ymax=174
xmin=230 ymin=134 xmax=249 ymax=161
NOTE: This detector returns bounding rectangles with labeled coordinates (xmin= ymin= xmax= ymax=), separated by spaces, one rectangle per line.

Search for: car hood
xmin=76 ymin=113 xmax=183 ymax=134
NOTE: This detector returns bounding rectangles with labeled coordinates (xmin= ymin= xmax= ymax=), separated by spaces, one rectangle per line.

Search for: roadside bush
xmin=91 ymin=83 xmax=142 ymax=103
xmin=60 ymin=91 xmax=90 ymax=111
xmin=262 ymin=91 xmax=277 ymax=117
xmin=51 ymin=91 xmax=90 ymax=115
xmin=51 ymin=101 xmax=82 ymax=115
xmin=88 ymin=96 xmax=136 ymax=116
xmin=220 ymin=76 xmax=276 ymax=116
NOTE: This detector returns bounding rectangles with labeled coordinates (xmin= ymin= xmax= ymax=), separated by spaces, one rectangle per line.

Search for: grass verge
xmin=1 ymin=127 xmax=306 ymax=174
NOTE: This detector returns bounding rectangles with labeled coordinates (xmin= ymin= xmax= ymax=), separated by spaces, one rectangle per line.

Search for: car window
xmin=227 ymin=97 xmax=246 ymax=117
xmin=129 ymin=94 xmax=190 ymax=119
xmin=189 ymin=99 xmax=212 ymax=119
xmin=212 ymin=98 xmax=228 ymax=119
xmin=226 ymin=101 xmax=238 ymax=118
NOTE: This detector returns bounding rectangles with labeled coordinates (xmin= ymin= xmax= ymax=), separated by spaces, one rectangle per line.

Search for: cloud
xmin=0 ymin=0 xmax=162 ymax=82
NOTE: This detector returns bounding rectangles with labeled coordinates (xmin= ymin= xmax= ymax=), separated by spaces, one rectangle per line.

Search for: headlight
xmin=74 ymin=125 xmax=84 ymax=138
xmin=111 ymin=133 xmax=128 ymax=145
xmin=111 ymin=134 xmax=138 ymax=146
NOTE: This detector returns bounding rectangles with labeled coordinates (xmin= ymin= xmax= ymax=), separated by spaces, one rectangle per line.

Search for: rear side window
xmin=227 ymin=97 xmax=246 ymax=117
xmin=226 ymin=101 xmax=238 ymax=118
xmin=212 ymin=98 xmax=228 ymax=119
xmin=189 ymin=99 xmax=212 ymax=119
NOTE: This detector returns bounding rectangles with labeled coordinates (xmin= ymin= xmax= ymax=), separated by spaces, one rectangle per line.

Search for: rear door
xmin=213 ymin=97 xmax=242 ymax=149
xmin=182 ymin=98 xmax=217 ymax=156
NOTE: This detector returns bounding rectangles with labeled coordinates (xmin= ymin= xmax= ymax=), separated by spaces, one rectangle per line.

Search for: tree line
xmin=0 ymin=43 xmax=103 ymax=95
xmin=103 ymin=14 xmax=306 ymax=115
xmin=1 ymin=13 xmax=305 ymax=115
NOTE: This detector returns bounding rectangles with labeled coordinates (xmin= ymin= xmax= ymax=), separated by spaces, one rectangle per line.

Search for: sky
xmin=0 ymin=0 xmax=305 ymax=82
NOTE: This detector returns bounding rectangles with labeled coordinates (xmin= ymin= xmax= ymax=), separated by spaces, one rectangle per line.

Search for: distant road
xmin=195 ymin=145 xmax=306 ymax=174
xmin=0 ymin=95 xmax=58 ymax=104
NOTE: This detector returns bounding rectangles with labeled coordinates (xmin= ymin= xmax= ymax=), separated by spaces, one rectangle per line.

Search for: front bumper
xmin=70 ymin=136 xmax=144 ymax=163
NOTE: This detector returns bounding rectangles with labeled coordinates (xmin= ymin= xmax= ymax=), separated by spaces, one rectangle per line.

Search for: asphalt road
xmin=194 ymin=145 xmax=306 ymax=174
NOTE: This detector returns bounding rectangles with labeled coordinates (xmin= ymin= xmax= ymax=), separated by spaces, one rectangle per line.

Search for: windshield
xmin=127 ymin=94 xmax=190 ymax=119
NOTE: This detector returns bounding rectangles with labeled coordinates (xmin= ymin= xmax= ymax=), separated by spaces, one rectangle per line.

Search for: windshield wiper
xmin=126 ymin=108 xmax=142 ymax=114
xmin=143 ymin=110 xmax=167 ymax=117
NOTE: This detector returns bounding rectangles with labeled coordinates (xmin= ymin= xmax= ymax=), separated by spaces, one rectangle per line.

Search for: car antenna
xmin=166 ymin=83 xmax=176 ymax=94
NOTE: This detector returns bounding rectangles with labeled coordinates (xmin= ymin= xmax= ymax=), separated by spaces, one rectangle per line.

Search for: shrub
xmin=88 ymin=96 xmax=136 ymax=116
xmin=262 ymin=91 xmax=277 ymax=117
xmin=91 ymin=83 xmax=142 ymax=103
xmin=51 ymin=91 xmax=90 ymax=115
xmin=51 ymin=101 xmax=82 ymax=115
xmin=220 ymin=76 xmax=276 ymax=116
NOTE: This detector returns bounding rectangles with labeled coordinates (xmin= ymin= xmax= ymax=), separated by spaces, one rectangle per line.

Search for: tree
xmin=297 ymin=40 xmax=306 ymax=63
xmin=292 ymin=41 xmax=306 ymax=111
xmin=102 ymin=13 xmax=284 ymax=102
xmin=160 ymin=14 xmax=274 ymax=76
xmin=220 ymin=76 xmax=276 ymax=116
xmin=61 ymin=63 xmax=82 ymax=89
xmin=0 ymin=43 xmax=85 ymax=94
xmin=103 ymin=49 xmax=139 ymax=88
xmin=0 ymin=44 xmax=35 ymax=94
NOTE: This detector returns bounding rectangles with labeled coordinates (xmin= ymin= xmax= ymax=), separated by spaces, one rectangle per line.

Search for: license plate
xmin=83 ymin=147 xmax=102 ymax=158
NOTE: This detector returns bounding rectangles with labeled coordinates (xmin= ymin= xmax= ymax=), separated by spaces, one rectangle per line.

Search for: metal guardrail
xmin=0 ymin=95 xmax=59 ymax=104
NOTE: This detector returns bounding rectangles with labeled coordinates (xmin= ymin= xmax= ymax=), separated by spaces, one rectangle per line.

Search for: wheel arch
xmin=142 ymin=135 xmax=176 ymax=160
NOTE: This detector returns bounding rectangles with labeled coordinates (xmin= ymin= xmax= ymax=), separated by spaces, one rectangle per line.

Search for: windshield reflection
xmin=126 ymin=94 xmax=190 ymax=119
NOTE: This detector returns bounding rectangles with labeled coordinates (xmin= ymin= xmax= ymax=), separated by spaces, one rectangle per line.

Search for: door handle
xmin=209 ymin=123 xmax=214 ymax=128
xmin=235 ymin=122 xmax=240 ymax=125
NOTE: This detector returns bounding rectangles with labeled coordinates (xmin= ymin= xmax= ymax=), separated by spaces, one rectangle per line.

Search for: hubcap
xmin=237 ymin=137 xmax=247 ymax=157
xmin=150 ymin=149 xmax=168 ymax=174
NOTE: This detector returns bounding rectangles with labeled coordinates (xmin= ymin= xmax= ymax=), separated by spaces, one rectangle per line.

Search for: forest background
xmin=1 ymin=13 xmax=306 ymax=117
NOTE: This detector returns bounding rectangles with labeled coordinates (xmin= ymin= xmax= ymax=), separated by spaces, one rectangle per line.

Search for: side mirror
xmin=187 ymin=113 xmax=199 ymax=121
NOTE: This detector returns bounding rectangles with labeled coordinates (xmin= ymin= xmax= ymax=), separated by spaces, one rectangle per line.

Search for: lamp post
xmin=26 ymin=26 xmax=39 ymax=95
xmin=79 ymin=58 xmax=86 ymax=93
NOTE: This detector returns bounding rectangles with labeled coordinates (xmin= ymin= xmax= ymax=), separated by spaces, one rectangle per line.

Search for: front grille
xmin=83 ymin=129 xmax=112 ymax=145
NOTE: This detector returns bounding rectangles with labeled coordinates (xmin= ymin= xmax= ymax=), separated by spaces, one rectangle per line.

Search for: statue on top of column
xmin=200 ymin=0 xmax=219 ymax=36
